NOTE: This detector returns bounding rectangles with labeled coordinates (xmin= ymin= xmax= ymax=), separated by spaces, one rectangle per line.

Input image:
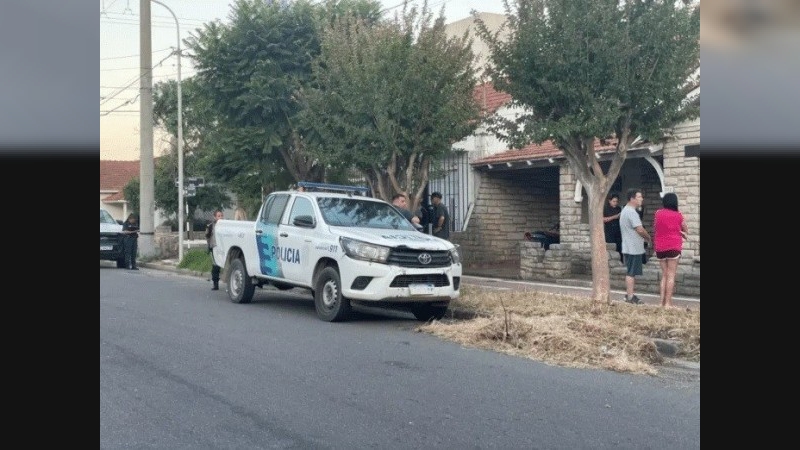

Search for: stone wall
xmin=460 ymin=125 xmax=700 ymax=297
xmin=154 ymin=226 xmax=179 ymax=259
xmin=451 ymin=168 xmax=559 ymax=270
xmin=663 ymin=118 xmax=700 ymax=257
xmin=520 ymin=242 xmax=701 ymax=297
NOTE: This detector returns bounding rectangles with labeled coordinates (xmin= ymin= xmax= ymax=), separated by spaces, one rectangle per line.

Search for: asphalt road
xmin=100 ymin=264 xmax=700 ymax=449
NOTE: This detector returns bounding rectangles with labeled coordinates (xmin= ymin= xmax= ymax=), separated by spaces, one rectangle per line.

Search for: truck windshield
xmin=100 ymin=209 xmax=117 ymax=225
xmin=317 ymin=198 xmax=416 ymax=230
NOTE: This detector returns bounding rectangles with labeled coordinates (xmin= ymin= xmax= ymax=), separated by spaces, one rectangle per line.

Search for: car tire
xmin=227 ymin=258 xmax=254 ymax=304
xmin=314 ymin=267 xmax=351 ymax=322
xmin=411 ymin=304 xmax=448 ymax=322
xmin=116 ymin=256 xmax=126 ymax=268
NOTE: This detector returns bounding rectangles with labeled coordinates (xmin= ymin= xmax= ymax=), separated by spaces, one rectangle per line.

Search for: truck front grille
xmin=387 ymin=249 xmax=451 ymax=268
xmin=389 ymin=274 xmax=450 ymax=288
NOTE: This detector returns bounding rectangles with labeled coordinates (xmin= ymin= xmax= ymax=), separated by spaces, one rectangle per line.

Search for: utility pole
xmin=139 ymin=0 xmax=156 ymax=258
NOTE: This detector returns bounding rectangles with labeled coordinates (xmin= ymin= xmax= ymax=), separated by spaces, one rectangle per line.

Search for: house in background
xmin=429 ymin=14 xmax=700 ymax=296
xmin=100 ymin=159 xmax=169 ymax=226
xmin=100 ymin=160 xmax=139 ymax=222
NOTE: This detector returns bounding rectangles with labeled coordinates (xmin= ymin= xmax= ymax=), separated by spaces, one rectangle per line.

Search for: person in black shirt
xmin=121 ymin=213 xmax=140 ymax=270
xmin=603 ymin=193 xmax=623 ymax=262
xmin=430 ymin=192 xmax=450 ymax=240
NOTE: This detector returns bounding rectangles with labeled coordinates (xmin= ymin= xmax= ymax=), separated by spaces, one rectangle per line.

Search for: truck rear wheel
xmin=314 ymin=267 xmax=351 ymax=322
xmin=227 ymin=258 xmax=254 ymax=304
xmin=411 ymin=304 xmax=448 ymax=322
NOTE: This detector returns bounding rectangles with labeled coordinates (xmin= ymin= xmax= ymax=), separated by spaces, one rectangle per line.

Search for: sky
xmin=100 ymin=0 xmax=508 ymax=161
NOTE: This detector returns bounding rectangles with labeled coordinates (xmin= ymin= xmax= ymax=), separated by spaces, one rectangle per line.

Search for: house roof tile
xmin=100 ymin=160 xmax=141 ymax=191
xmin=474 ymin=82 xmax=512 ymax=115
xmin=471 ymin=139 xmax=619 ymax=165
xmin=468 ymin=82 xmax=627 ymax=165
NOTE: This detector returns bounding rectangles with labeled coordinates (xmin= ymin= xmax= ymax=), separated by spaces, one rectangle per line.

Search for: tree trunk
xmin=589 ymin=187 xmax=612 ymax=305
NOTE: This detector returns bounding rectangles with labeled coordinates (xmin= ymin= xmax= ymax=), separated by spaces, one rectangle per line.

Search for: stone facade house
xmin=433 ymin=84 xmax=700 ymax=297
xmin=430 ymin=13 xmax=700 ymax=296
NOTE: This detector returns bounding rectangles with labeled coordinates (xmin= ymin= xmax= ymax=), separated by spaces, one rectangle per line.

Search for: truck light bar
xmin=297 ymin=181 xmax=371 ymax=196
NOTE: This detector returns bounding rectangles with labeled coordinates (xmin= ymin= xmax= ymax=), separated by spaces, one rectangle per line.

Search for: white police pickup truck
xmin=211 ymin=182 xmax=462 ymax=322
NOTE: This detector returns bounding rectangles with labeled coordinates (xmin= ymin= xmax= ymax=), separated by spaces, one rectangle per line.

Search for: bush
xmin=178 ymin=247 xmax=213 ymax=273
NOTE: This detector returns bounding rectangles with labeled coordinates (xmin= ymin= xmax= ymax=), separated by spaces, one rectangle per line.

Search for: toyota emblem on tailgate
xmin=418 ymin=253 xmax=432 ymax=265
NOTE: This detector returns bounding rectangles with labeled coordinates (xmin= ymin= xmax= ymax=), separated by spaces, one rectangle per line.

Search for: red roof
xmin=472 ymin=139 xmax=618 ymax=165
xmin=473 ymin=82 xmax=512 ymax=115
xmin=468 ymin=82 xmax=631 ymax=165
xmin=100 ymin=160 xmax=140 ymax=191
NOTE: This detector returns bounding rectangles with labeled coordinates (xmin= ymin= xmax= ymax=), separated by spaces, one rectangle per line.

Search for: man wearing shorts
xmin=619 ymin=189 xmax=652 ymax=304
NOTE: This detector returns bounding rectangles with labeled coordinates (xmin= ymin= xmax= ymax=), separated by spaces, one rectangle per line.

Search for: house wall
xmin=451 ymin=168 xmax=559 ymax=270
xmin=662 ymin=117 xmax=700 ymax=257
xmin=454 ymin=128 xmax=700 ymax=297
xmin=100 ymin=195 xmax=127 ymax=222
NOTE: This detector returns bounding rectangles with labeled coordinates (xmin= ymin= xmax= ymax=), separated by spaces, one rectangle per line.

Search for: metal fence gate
xmin=427 ymin=151 xmax=471 ymax=233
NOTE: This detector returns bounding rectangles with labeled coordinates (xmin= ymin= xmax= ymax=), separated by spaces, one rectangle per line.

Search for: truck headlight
xmin=449 ymin=245 xmax=461 ymax=265
xmin=340 ymin=237 xmax=390 ymax=263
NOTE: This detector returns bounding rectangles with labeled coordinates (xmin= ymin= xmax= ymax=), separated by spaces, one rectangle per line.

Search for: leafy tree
xmin=123 ymin=178 xmax=140 ymax=218
xmin=184 ymin=1 xmax=356 ymax=193
xmin=304 ymin=0 xmax=481 ymax=211
xmin=476 ymin=0 xmax=699 ymax=305
xmin=153 ymin=79 xmax=232 ymax=226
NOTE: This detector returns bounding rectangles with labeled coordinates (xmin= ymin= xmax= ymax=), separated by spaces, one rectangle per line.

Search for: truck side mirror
xmin=293 ymin=215 xmax=315 ymax=228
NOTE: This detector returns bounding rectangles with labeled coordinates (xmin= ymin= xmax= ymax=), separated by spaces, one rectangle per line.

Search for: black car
xmin=100 ymin=208 xmax=125 ymax=268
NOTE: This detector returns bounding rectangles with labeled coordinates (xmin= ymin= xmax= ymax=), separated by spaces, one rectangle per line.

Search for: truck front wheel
xmin=314 ymin=267 xmax=351 ymax=322
xmin=227 ymin=258 xmax=254 ymax=304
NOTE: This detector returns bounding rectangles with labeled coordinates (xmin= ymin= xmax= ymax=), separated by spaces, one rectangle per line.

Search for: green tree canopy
xmin=153 ymin=79 xmax=232 ymax=225
xmin=304 ymin=0 xmax=482 ymax=208
xmin=476 ymin=0 xmax=699 ymax=305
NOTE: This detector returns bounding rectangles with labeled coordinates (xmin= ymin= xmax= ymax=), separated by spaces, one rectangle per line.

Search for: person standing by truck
xmin=391 ymin=193 xmax=421 ymax=228
xmin=430 ymin=192 xmax=450 ymax=240
xmin=121 ymin=213 xmax=140 ymax=270
xmin=205 ymin=209 xmax=224 ymax=290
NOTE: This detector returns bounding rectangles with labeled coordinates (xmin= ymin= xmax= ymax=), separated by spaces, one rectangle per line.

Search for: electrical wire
xmin=100 ymin=51 xmax=176 ymax=106
xmin=101 ymin=47 xmax=173 ymax=61
xmin=101 ymin=93 xmax=140 ymax=116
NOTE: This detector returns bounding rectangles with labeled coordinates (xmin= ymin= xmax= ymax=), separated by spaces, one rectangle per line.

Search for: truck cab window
xmin=261 ymin=194 xmax=290 ymax=225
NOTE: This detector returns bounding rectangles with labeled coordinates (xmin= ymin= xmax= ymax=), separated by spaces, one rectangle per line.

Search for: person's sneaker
xmin=625 ymin=294 xmax=642 ymax=304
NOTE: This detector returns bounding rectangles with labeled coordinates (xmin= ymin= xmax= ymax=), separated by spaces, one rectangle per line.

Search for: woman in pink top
xmin=653 ymin=193 xmax=689 ymax=308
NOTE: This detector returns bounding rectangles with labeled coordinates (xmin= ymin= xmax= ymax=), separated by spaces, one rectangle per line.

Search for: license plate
xmin=409 ymin=283 xmax=435 ymax=295
xmin=100 ymin=245 xmax=113 ymax=251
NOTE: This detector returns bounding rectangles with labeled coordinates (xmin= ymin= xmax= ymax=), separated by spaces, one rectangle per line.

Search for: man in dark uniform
xmin=603 ymin=193 xmax=623 ymax=262
xmin=430 ymin=192 xmax=450 ymax=240
xmin=121 ymin=213 xmax=140 ymax=270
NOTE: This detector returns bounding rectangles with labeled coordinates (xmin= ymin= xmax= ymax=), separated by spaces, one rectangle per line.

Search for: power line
xmin=101 ymin=47 xmax=173 ymax=61
xmin=103 ymin=9 xmax=209 ymax=25
xmin=101 ymin=93 xmax=141 ymax=116
xmin=100 ymin=51 xmax=176 ymax=106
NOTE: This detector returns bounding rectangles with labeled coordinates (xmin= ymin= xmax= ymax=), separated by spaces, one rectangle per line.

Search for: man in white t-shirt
xmin=620 ymin=189 xmax=652 ymax=304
